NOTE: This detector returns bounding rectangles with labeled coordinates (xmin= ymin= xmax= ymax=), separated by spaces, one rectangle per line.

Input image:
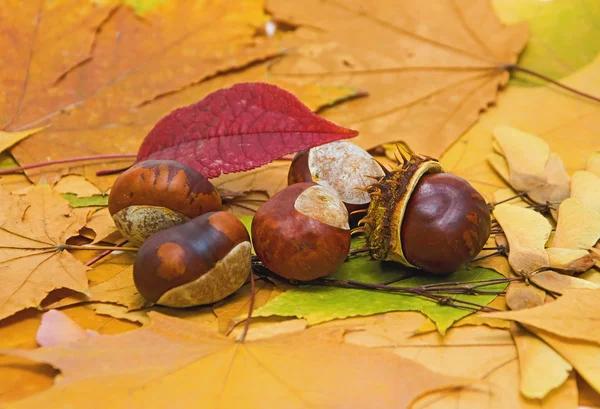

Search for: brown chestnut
xmin=108 ymin=160 xmax=222 ymax=245
xmin=133 ymin=211 xmax=251 ymax=307
xmin=401 ymin=173 xmax=491 ymax=274
xmin=288 ymin=141 xmax=385 ymax=217
xmin=363 ymin=156 xmax=491 ymax=274
xmin=252 ymin=182 xmax=351 ymax=281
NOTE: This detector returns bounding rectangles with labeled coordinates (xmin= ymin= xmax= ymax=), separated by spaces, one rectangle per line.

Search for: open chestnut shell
xmin=108 ymin=160 xmax=222 ymax=245
xmin=288 ymin=141 xmax=385 ymax=218
xmin=362 ymin=156 xmax=491 ymax=274
xmin=133 ymin=211 xmax=251 ymax=307
xmin=252 ymin=182 xmax=351 ymax=281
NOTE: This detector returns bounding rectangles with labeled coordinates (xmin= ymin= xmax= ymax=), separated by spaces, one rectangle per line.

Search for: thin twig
xmin=238 ymin=272 xmax=256 ymax=343
xmin=0 ymin=154 xmax=136 ymax=175
xmin=504 ymin=64 xmax=600 ymax=103
xmin=251 ymin=258 xmax=506 ymax=313
xmin=57 ymin=244 xmax=139 ymax=252
xmin=85 ymin=240 xmax=129 ymax=267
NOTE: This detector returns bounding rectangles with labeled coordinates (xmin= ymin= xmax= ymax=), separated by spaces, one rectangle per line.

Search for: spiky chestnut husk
xmin=359 ymin=155 xmax=491 ymax=274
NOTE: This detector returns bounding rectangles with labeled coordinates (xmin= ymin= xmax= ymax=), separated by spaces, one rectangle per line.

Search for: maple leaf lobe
xmin=137 ymin=82 xmax=359 ymax=178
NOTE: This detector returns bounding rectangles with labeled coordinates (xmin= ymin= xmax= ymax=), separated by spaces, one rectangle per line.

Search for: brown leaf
xmin=1 ymin=312 xmax=464 ymax=409
xmin=484 ymin=289 xmax=600 ymax=344
xmin=510 ymin=324 xmax=572 ymax=399
xmin=266 ymin=0 xmax=528 ymax=157
xmin=1 ymin=1 xmax=118 ymax=130
xmin=490 ymin=125 xmax=570 ymax=204
xmin=83 ymin=208 xmax=121 ymax=244
xmin=505 ymin=282 xmax=546 ymax=311
xmin=46 ymin=252 xmax=149 ymax=312
xmin=0 ymin=186 xmax=89 ymax=321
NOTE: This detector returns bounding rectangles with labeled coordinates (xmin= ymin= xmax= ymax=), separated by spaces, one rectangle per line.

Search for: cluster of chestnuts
xmin=109 ymin=141 xmax=491 ymax=308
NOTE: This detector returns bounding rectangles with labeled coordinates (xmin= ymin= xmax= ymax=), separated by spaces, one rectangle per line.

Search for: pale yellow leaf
xmin=54 ymin=175 xmax=102 ymax=197
xmin=552 ymin=198 xmax=600 ymax=250
xmin=484 ymin=289 xmax=600 ymax=343
xmin=493 ymin=203 xmax=551 ymax=274
xmin=493 ymin=125 xmax=549 ymax=189
xmin=571 ymin=170 xmax=600 ymax=214
xmin=0 ymin=127 xmax=46 ymax=154
xmin=511 ymin=324 xmax=572 ymax=399
xmin=532 ymin=326 xmax=600 ymax=396
xmin=530 ymin=270 xmax=600 ymax=295
xmin=546 ymin=247 xmax=595 ymax=274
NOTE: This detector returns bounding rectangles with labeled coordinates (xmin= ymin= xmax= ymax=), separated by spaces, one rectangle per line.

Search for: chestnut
xmin=288 ymin=141 xmax=385 ymax=218
xmin=108 ymin=160 xmax=222 ymax=245
xmin=362 ymin=156 xmax=491 ymax=274
xmin=252 ymin=182 xmax=351 ymax=281
xmin=401 ymin=173 xmax=491 ymax=274
xmin=133 ymin=211 xmax=251 ymax=307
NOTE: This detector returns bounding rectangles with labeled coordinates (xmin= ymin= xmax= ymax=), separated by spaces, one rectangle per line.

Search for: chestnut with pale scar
xmin=109 ymin=160 xmax=222 ymax=245
xmin=252 ymin=182 xmax=351 ymax=281
xmin=134 ymin=211 xmax=251 ymax=307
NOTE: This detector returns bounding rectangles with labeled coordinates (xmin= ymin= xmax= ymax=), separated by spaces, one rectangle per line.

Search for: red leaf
xmin=136 ymin=82 xmax=358 ymax=178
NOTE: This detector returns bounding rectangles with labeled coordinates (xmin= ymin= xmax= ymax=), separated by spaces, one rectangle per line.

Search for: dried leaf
xmin=213 ymin=280 xmax=283 ymax=334
xmin=1 ymin=313 xmax=464 ymax=409
xmin=505 ymin=282 xmax=546 ymax=311
xmin=1 ymin=0 xmax=118 ymax=130
xmin=137 ymin=82 xmax=358 ymax=178
xmin=530 ymin=327 xmax=600 ymax=396
xmin=493 ymin=203 xmax=551 ymax=274
xmin=491 ymin=125 xmax=570 ymax=203
xmin=546 ymin=247 xmax=595 ymax=274
xmin=441 ymin=55 xmax=600 ymax=205
xmin=552 ymin=198 xmax=600 ymax=250
xmin=529 ymin=270 xmax=600 ymax=295
xmin=266 ymin=0 xmax=528 ymax=156
xmin=492 ymin=0 xmax=600 ymax=81
xmin=83 ymin=208 xmax=121 ymax=244
xmin=0 ymin=186 xmax=89 ymax=321
xmin=414 ymin=360 xmax=578 ymax=409
xmin=46 ymin=255 xmax=149 ymax=312
xmin=0 ymin=127 xmax=46 ymax=153
xmin=53 ymin=176 xmax=102 ymax=198
xmin=571 ymin=170 xmax=600 ymax=214
xmin=484 ymin=289 xmax=600 ymax=344
xmin=255 ymin=260 xmax=506 ymax=334
xmin=511 ymin=324 xmax=572 ymax=399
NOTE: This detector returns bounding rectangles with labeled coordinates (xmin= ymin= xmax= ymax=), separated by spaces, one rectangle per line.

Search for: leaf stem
xmin=0 ymin=154 xmax=137 ymax=175
xmin=57 ymin=244 xmax=139 ymax=252
xmin=503 ymin=64 xmax=600 ymax=103
xmin=238 ymin=272 xmax=256 ymax=343
xmin=85 ymin=240 xmax=129 ymax=267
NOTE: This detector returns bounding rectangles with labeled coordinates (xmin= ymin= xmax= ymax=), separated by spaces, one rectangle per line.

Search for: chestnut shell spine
xmin=134 ymin=211 xmax=250 ymax=307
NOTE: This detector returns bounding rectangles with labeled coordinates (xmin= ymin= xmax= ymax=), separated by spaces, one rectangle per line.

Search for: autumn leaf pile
xmin=1 ymin=0 xmax=600 ymax=408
